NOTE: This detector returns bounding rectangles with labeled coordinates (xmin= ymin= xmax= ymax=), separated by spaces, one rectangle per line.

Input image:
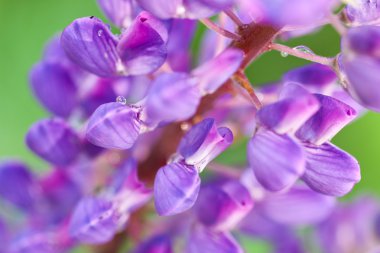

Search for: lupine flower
xmin=154 ymin=118 xmax=233 ymax=216
xmin=61 ymin=12 xmax=167 ymax=77
xmin=25 ymin=118 xmax=81 ymax=166
xmin=136 ymin=0 xmax=235 ymax=19
xmin=3 ymin=0 xmax=380 ymax=252
xmin=344 ymin=0 xmax=380 ymax=25
xmin=340 ymin=26 xmax=380 ymax=112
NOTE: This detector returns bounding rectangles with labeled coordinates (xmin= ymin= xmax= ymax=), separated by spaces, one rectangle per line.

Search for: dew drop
xmin=97 ymin=29 xmax=104 ymax=37
xmin=116 ymin=96 xmax=127 ymax=105
xmin=293 ymin=45 xmax=315 ymax=55
xmin=281 ymin=51 xmax=289 ymax=57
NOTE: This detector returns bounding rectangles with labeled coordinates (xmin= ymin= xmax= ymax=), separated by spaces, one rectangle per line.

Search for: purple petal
xmin=0 ymin=219 xmax=9 ymax=251
xmin=117 ymin=12 xmax=167 ymax=75
xmin=257 ymin=83 xmax=320 ymax=134
xmin=178 ymin=118 xmax=233 ymax=172
xmin=29 ymin=61 xmax=78 ymax=118
xmin=154 ymin=163 xmax=200 ymax=216
xmin=295 ymin=94 xmax=357 ymax=145
xmin=61 ymin=17 xmax=120 ymax=77
xmin=137 ymin=0 xmax=233 ymax=19
xmin=341 ymin=55 xmax=380 ymax=112
xmin=343 ymin=25 xmax=380 ymax=56
xmin=167 ymin=19 xmax=197 ymax=72
xmin=39 ymin=170 xmax=82 ymax=224
xmin=97 ymin=0 xmax=139 ymax=28
xmin=196 ymin=181 xmax=253 ymax=231
xmin=186 ymin=225 xmax=243 ymax=253
xmin=192 ymin=49 xmax=244 ymax=94
xmin=110 ymin=159 xmax=152 ymax=212
xmin=9 ymin=230 xmax=70 ymax=253
xmin=184 ymin=0 xmax=235 ymax=19
xmin=133 ymin=234 xmax=173 ymax=253
xmin=0 ymin=161 xmax=38 ymax=212
xmin=259 ymin=185 xmax=336 ymax=225
xmin=345 ymin=0 xmax=380 ymax=24
xmin=80 ymin=77 xmax=117 ymax=117
xmin=86 ymin=102 xmax=141 ymax=149
xmin=145 ymin=73 xmax=201 ymax=124
xmin=239 ymin=0 xmax=337 ymax=27
xmin=26 ymin=118 xmax=81 ymax=166
xmin=302 ymin=142 xmax=361 ymax=196
xmin=136 ymin=0 xmax=181 ymax=19
xmin=318 ymin=197 xmax=380 ymax=253
xmin=69 ymin=197 xmax=120 ymax=244
xmin=247 ymin=130 xmax=305 ymax=191
xmin=282 ymin=63 xmax=337 ymax=92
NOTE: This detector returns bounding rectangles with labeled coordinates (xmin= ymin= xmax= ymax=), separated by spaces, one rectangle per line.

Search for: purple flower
xmin=97 ymin=0 xmax=140 ymax=28
xmin=192 ymin=48 xmax=244 ymax=94
xmin=295 ymin=94 xmax=357 ymax=145
xmin=302 ymin=142 xmax=361 ymax=196
xmin=344 ymin=0 xmax=380 ymax=25
xmin=154 ymin=162 xmax=200 ymax=216
xmin=26 ymin=118 xmax=81 ymax=166
xmin=186 ymin=225 xmax=243 ymax=253
xmin=256 ymin=83 xmax=320 ymax=134
xmin=318 ymin=197 xmax=380 ymax=253
xmin=61 ymin=13 xmax=167 ymax=77
xmin=282 ymin=63 xmax=337 ymax=92
xmin=247 ymin=129 xmax=305 ymax=191
xmin=195 ymin=180 xmax=253 ymax=231
xmin=0 ymin=161 xmax=39 ymax=212
xmin=144 ymin=73 xmax=201 ymax=124
xmin=136 ymin=0 xmax=234 ymax=19
xmin=133 ymin=234 xmax=173 ymax=253
xmin=69 ymin=196 xmax=120 ymax=244
xmin=29 ymin=61 xmax=78 ymax=118
xmin=86 ymin=102 xmax=142 ymax=149
xmin=237 ymin=0 xmax=337 ymax=27
xmin=178 ymin=118 xmax=234 ymax=172
xmin=258 ymin=185 xmax=336 ymax=225
xmin=340 ymin=26 xmax=380 ymax=112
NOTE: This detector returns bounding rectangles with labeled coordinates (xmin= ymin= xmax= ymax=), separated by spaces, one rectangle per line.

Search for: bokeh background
xmin=0 ymin=0 xmax=379 ymax=252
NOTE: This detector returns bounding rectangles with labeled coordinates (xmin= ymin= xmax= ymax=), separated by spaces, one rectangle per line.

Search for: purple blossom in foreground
xmin=3 ymin=0 xmax=380 ymax=252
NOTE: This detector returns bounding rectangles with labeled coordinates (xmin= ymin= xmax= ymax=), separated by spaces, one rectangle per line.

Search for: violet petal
xmin=69 ymin=197 xmax=120 ymax=244
xmin=117 ymin=12 xmax=167 ymax=75
xmin=302 ymin=142 xmax=361 ymax=196
xmin=186 ymin=225 xmax=243 ymax=253
xmin=26 ymin=118 xmax=81 ymax=166
xmin=61 ymin=17 xmax=120 ymax=77
xmin=259 ymin=185 xmax=336 ymax=225
xmin=257 ymin=83 xmax=320 ymax=134
xmin=29 ymin=61 xmax=78 ymax=118
xmin=86 ymin=102 xmax=141 ymax=149
xmin=178 ymin=118 xmax=234 ymax=172
xmin=154 ymin=162 xmax=200 ymax=216
xmin=145 ymin=73 xmax=201 ymax=124
xmin=247 ymin=130 xmax=305 ymax=192
xmin=295 ymin=94 xmax=357 ymax=145
xmin=196 ymin=181 xmax=253 ymax=231
xmin=192 ymin=48 xmax=244 ymax=94
xmin=0 ymin=161 xmax=38 ymax=212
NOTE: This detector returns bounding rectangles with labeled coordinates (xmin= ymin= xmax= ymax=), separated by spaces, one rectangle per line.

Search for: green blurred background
xmin=0 ymin=0 xmax=379 ymax=252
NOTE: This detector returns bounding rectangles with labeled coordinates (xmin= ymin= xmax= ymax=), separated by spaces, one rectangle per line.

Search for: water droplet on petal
xmin=293 ymin=45 xmax=315 ymax=55
xmin=98 ymin=30 xmax=104 ymax=37
xmin=281 ymin=51 xmax=289 ymax=57
xmin=116 ymin=96 xmax=127 ymax=105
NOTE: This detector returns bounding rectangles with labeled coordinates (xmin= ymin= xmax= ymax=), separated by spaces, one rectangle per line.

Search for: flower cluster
xmin=1 ymin=0 xmax=380 ymax=252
